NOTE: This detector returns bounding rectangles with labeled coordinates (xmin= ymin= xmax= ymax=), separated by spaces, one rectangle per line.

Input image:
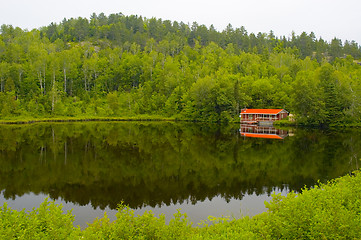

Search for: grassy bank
xmin=2 ymin=115 xmax=361 ymax=128
xmin=274 ymin=119 xmax=361 ymax=128
xmin=0 ymin=115 xmax=175 ymax=124
xmin=273 ymin=119 xmax=297 ymax=127
xmin=1 ymin=171 xmax=360 ymax=239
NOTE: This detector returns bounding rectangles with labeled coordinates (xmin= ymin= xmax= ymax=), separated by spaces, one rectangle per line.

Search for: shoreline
xmin=0 ymin=116 xmax=176 ymax=125
xmin=1 ymin=117 xmax=361 ymax=128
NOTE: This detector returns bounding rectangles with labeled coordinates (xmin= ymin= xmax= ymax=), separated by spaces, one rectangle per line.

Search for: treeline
xmin=42 ymin=13 xmax=361 ymax=60
xmin=1 ymin=13 xmax=361 ymax=125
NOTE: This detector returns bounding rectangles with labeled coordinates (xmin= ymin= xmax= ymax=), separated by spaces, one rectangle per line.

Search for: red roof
xmin=240 ymin=109 xmax=285 ymax=115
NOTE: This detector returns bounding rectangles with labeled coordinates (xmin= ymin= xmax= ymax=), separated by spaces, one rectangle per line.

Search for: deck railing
xmin=241 ymin=117 xmax=279 ymax=122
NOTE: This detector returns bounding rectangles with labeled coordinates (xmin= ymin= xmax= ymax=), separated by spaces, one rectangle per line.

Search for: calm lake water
xmin=0 ymin=122 xmax=360 ymax=228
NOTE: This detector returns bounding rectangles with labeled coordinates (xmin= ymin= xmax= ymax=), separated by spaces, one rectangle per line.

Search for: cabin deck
xmin=240 ymin=109 xmax=289 ymax=125
xmin=240 ymin=120 xmax=275 ymax=126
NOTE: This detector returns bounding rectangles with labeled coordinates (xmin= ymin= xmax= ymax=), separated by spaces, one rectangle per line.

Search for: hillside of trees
xmin=1 ymin=12 xmax=361 ymax=125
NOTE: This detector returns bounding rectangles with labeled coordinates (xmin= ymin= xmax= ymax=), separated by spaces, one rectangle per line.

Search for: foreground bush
xmin=258 ymin=177 xmax=361 ymax=239
xmin=1 ymin=171 xmax=361 ymax=239
xmin=0 ymin=199 xmax=80 ymax=239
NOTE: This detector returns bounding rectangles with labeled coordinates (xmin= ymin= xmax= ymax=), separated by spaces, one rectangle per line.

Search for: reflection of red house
xmin=240 ymin=109 xmax=288 ymax=124
xmin=240 ymin=125 xmax=288 ymax=139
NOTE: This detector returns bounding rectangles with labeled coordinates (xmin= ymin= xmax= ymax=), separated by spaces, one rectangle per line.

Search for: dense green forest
xmin=1 ymin=12 xmax=361 ymax=125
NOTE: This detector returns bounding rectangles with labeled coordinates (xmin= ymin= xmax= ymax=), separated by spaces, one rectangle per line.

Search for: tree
xmin=106 ymin=91 xmax=120 ymax=115
xmin=0 ymin=91 xmax=18 ymax=117
xmin=46 ymin=50 xmax=62 ymax=113
xmin=318 ymin=63 xmax=346 ymax=124
xmin=59 ymin=49 xmax=79 ymax=95
xmin=291 ymin=70 xmax=326 ymax=125
xmin=329 ymin=38 xmax=343 ymax=59
xmin=0 ymin=62 xmax=9 ymax=92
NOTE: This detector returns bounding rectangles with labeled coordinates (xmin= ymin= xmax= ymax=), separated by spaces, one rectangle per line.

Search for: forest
xmin=1 ymin=12 xmax=361 ymax=125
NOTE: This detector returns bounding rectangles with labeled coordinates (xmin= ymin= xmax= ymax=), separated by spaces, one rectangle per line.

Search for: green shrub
xmin=1 ymin=172 xmax=361 ymax=239
xmin=82 ymin=205 xmax=194 ymax=239
xmin=0 ymin=198 xmax=80 ymax=239
xmin=259 ymin=173 xmax=361 ymax=239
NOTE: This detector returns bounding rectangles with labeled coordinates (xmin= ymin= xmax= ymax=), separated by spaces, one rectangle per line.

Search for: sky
xmin=1 ymin=0 xmax=361 ymax=44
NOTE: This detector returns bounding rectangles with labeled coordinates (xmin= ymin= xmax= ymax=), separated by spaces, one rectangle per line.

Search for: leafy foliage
xmin=260 ymin=172 xmax=361 ymax=239
xmin=0 ymin=198 xmax=80 ymax=239
xmin=1 ymin=171 xmax=361 ymax=239
xmin=0 ymin=13 xmax=361 ymax=124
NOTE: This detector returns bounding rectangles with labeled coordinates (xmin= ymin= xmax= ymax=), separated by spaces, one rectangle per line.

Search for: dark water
xmin=0 ymin=122 xmax=360 ymax=227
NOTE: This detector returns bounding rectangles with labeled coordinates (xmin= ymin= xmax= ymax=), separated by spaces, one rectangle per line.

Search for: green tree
xmin=107 ymin=91 xmax=120 ymax=115
xmin=329 ymin=38 xmax=343 ymax=59
xmin=291 ymin=70 xmax=326 ymax=124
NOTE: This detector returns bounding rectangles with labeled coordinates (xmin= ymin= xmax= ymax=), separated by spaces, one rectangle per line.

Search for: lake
xmin=0 ymin=122 xmax=360 ymax=228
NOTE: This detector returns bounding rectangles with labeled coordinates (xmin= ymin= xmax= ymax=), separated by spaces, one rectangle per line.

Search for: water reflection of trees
xmin=0 ymin=122 xmax=359 ymax=209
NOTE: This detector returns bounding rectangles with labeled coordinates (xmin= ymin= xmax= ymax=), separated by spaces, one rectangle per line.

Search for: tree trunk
xmin=64 ymin=68 xmax=67 ymax=94
xmin=84 ymin=74 xmax=87 ymax=91
xmin=52 ymin=70 xmax=56 ymax=112
xmin=70 ymin=79 xmax=73 ymax=96
xmin=43 ymin=66 xmax=46 ymax=95
xmin=38 ymin=72 xmax=43 ymax=95
xmin=0 ymin=77 xmax=3 ymax=92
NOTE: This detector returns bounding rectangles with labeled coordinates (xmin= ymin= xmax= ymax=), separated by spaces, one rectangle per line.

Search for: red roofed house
xmin=240 ymin=108 xmax=288 ymax=124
